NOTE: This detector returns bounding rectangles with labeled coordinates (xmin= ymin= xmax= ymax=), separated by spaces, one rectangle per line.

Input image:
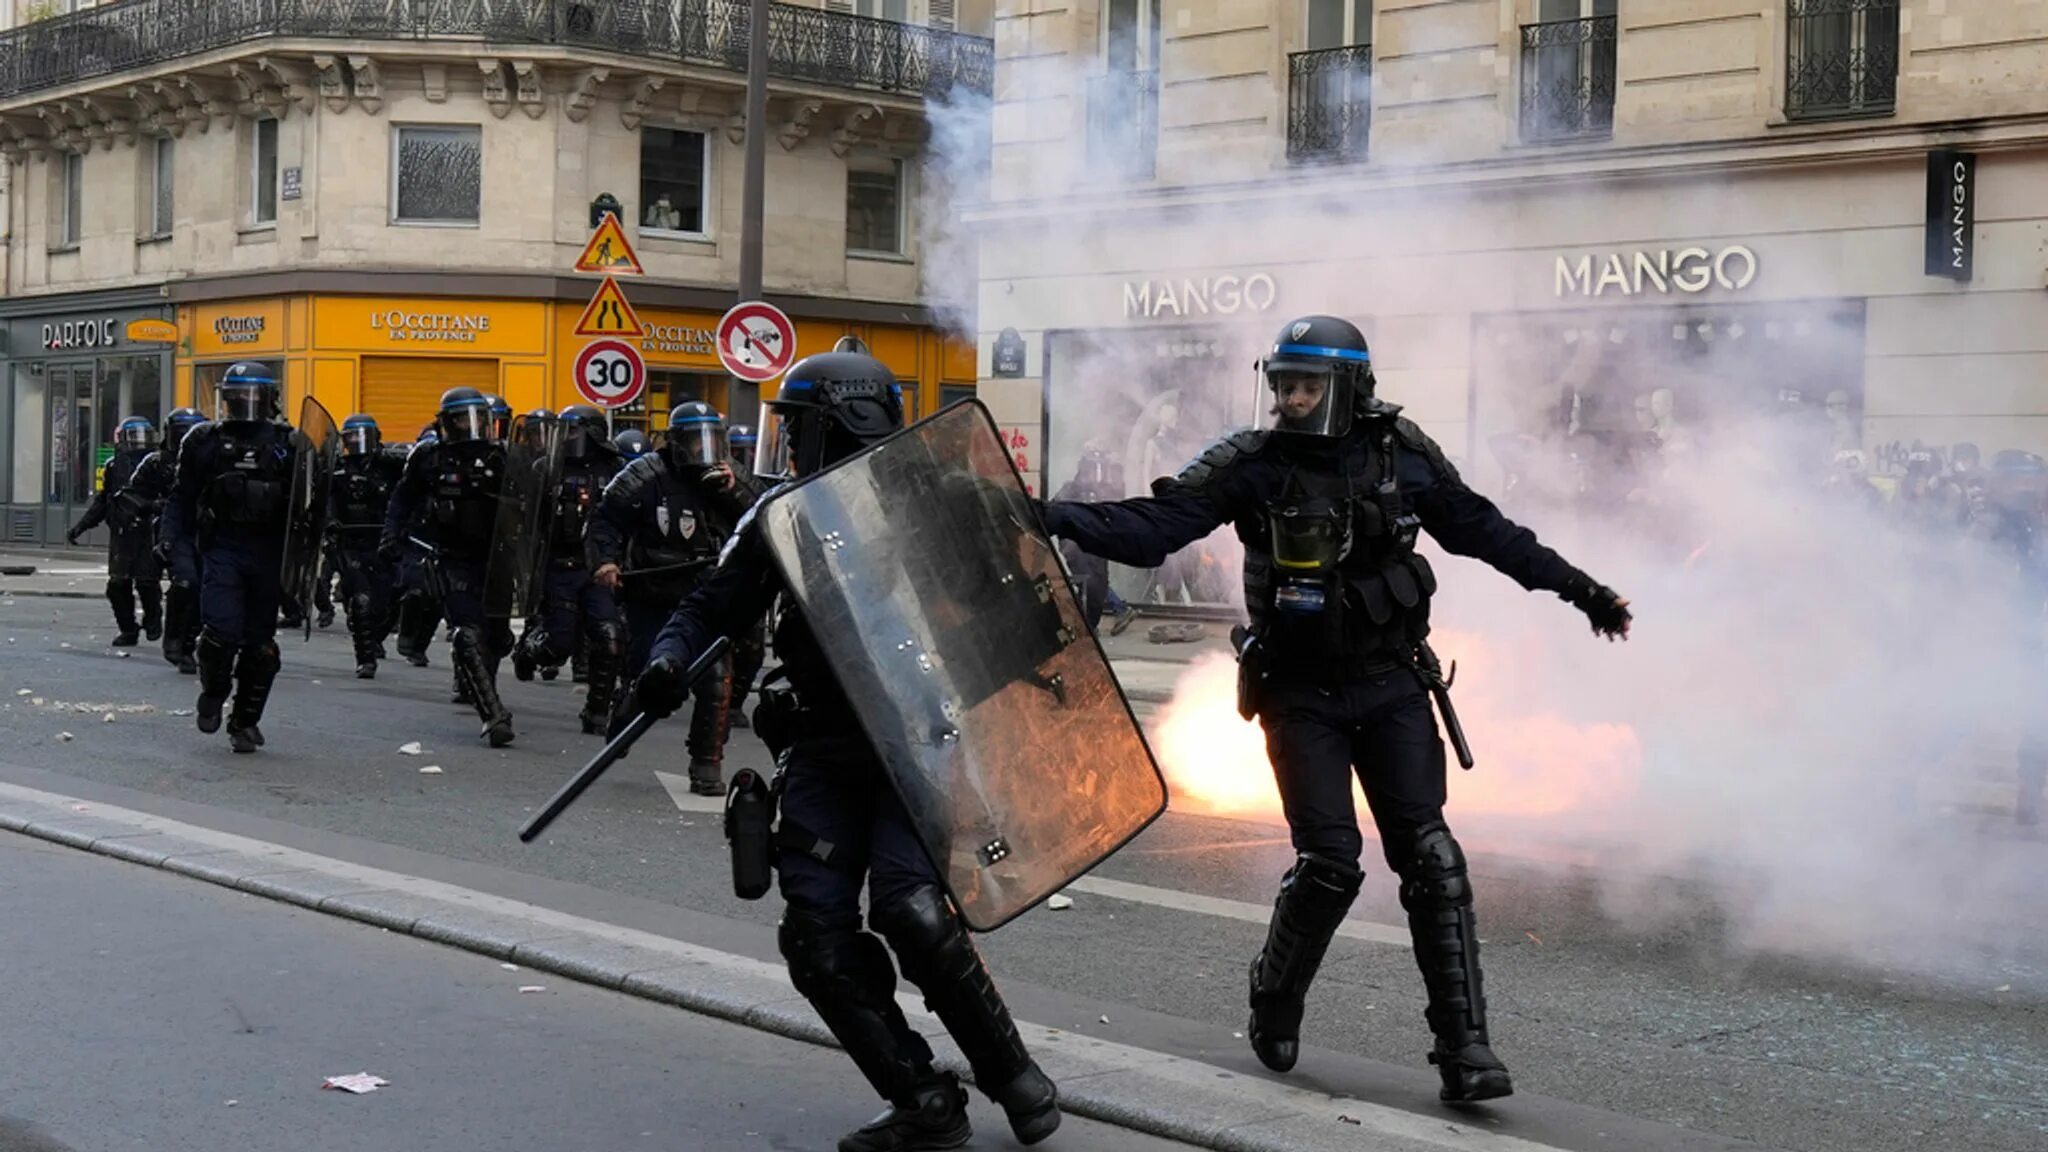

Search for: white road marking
xmin=653 ymin=769 xmax=727 ymax=814
xmin=1068 ymin=874 xmax=1412 ymax=947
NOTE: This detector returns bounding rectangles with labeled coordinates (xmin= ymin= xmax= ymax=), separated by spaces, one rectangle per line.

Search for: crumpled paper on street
xmin=398 ymin=742 xmax=423 ymax=756
xmin=322 ymin=1073 xmax=389 ymax=1094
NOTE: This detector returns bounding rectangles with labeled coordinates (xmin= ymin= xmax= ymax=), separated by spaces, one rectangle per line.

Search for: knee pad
xmin=197 ymin=626 xmax=239 ymax=656
xmin=589 ymin=620 xmax=626 ymax=657
xmin=1283 ymin=852 xmax=1365 ymax=910
xmin=450 ymin=624 xmax=484 ymax=657
xmin=870 ymin=884 xmax=976 ymax=986
xmin=239 ymin=641 xmax=282 ymax=682
xmin=778 ymin=907 xmax=896 ymax=1006
xmin=1398 ymin=822 xmax=1470 ymax=911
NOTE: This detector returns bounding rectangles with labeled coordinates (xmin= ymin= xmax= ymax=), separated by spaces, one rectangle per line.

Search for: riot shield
xmin=485 ymin=413 xmax=564 ymax=620
xmin=756 ymin=401 xmax=1167 ymax=931
xmin=283 ymin=397 xmax=339 ymax=640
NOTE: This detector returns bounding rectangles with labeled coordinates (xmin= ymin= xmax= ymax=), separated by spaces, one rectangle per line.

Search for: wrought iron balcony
xmin=1287 ymin=44 xmax=1371 ymax=164
xmin=1085 ymin=68 xmax=1158 ymax=183
xmin=1785 ymin=0 xmax=1898 ymax=121
xmin=0 ymin=0 xmax=993 ymax=104
xmin=1518 ymin=14 xmax=1616 ymax=144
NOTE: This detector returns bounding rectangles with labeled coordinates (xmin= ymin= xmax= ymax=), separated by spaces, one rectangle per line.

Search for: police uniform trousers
xmin=198 ymin=541 xmax=284 ymax=649
xmin=394 ymin=552 xmax=444 ymax=661
xmin=533 ymin=566 xmax=619 ymax=662
xmin=332 ymin=537 xmax=396 ymax=663
xmin=626 ymin=592 xmax=731 ymax=768
xmin=440 ymin=557 xmax=514 ymax=727
xmin=105 ymin=525 xmax=162 ymax=637
xmin=1259 ymin=670 xmax=1447 ymax=867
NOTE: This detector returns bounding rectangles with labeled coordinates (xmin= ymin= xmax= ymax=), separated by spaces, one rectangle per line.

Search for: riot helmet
xmin=1073 ymin=445 xmax=1119 ymax=491
xmin=613 ymin=428 xmax=650 ymax=460
xmin=1254 ymin=315 xmax=1374 ymax=440
xmin=437 ymin=387 xmax=494 ymax=443
xmin=663 ymin=401 xmax=727 ymax=469
xmin=833 ymin=334 xmax=872 ymax=356
xmin=216 ymin=361 xmax=280 ymax=424
xmin=756 ymin=351 xmax=904 ymax=479
xmin=163 ymin=407 xmax=205 ymax=453
xmin=726 ymin=423 xmax=758 ymax=472
xmin=116 ymin=416 xmax=156 ymax=452
xmin=341 ymin=414 xmax=381 ymax=457
xmin=486 ymin=394 xmax=513 ymax=443
xmin=559 ymin=404 xmax=606 ymax=462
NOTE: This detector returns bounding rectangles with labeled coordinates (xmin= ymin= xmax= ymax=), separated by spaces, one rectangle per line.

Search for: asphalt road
xmin=0 ymin=832 xmax=1202 ymax=1152
xmin=0 ymin=596 xmax=2043 ymax=1152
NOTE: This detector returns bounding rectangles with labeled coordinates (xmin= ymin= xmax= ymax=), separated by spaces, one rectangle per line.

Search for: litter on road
xmin=419 ymin=765 xmax=443 ymax=775
xmin=1047 ymin=894 xmax=1074 ymax=911
xmin=321 ymin=1073 xmax=389 ymax=1094
xmin=398 ymin=742 xmax=423 ymax=755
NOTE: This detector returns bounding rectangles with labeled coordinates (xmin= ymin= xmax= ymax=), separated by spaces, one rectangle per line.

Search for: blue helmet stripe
xmin=1271 ymin=343 xmax=1371 ymax=364
xmin=444 ymin=397 xmax=489 ymax=408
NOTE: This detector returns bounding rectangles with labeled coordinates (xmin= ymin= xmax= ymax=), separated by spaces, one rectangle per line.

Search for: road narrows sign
xmin=575 ymin=277 xmax=645 ymax=338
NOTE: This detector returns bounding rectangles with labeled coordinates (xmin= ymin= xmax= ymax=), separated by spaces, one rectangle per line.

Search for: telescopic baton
xmin=518 ymin=636 xmax=733 ymax=843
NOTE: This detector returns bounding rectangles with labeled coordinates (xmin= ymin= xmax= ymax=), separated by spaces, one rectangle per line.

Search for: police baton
xmin=518 ymin=635 xmax=732 ymax=843
xmin=1414 ymin=642 xmax=1476 ymax=771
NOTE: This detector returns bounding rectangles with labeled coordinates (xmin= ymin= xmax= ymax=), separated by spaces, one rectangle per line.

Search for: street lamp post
xmin=735 ymin=0 xmax=771 ymax=420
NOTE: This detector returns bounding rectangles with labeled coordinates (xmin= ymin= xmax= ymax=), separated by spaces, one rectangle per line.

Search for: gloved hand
xmin=632 ymin=654 xmax=689 ymax=721
xmin=377 ymin=536 xmax=402 ymax=564
xmin=65 ymin=528 xmax=81 ymax=546
xmin=1564 ymin=576 xmax=1632 ymax=641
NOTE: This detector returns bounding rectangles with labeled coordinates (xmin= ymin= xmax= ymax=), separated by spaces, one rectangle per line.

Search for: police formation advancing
xmin=72 ymin=320 xmax=1654 ymax=1152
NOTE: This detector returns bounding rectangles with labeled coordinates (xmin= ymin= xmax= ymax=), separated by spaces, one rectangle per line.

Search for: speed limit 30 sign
xmin=573 ymin=339 xmax=647 ymax=409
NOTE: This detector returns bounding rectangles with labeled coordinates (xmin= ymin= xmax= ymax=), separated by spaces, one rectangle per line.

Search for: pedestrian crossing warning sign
xmin=574 ymin=277 xmax=645 ymax=338
xmin=574 ymin=215 xmax=643 ymax=276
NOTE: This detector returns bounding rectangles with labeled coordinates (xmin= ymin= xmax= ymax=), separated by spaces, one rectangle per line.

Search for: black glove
xmin=65 ymin=528 xmax=81 ymax=546
xmin=1564 ymin=576 xmax=1632 ymax=640
xmin=632 ymin=654 xmax=689 ymax=721
xmin=377 ymin=536 xmax=402 ymax=564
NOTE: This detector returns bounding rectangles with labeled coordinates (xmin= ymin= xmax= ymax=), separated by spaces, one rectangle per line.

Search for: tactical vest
xmin=331 ymin=457 xmax=397 ymax=537
xmin=103 ymin=451 xmax=156 ymax=534
xmin=1240 ymin=424 xmax=1436 ymax=663
xmin=428 ymin=441 xmax=503 ymax=555
xmin=628 ymin=457 xmax=723 ymax=598
xmin=200 ymin=426 xmax=293 ymax=534
xmin=550 ymin=460 xmax=608 ymax=559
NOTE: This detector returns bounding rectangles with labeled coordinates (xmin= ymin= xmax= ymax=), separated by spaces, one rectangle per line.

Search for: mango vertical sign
xmin=1925 ymin=149 xmax=1976 ymax=282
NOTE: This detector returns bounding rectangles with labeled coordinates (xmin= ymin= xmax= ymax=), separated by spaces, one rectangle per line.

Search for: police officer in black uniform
xmin=723 ymin=421 xmax=768 ymax=726
xmin=161 ymin=364 xmax=300 ymax=754
xmin=391 ymin=428 xmax=444 ymax=668
xmin=590 ymin=400 xmax=757 ymax=795
xmin=328 ymin=414 xmax=406 ymax=679
xmin=613 ymin=427 xmax=650 ymax=462
xmin=630 ymin=350 xmax=1061 ymax=1152
xmin=137 ymin=407 xmax=206 ymax=672
xmin=511 ymin=404 xmax=628 ymax=734
xmin=69 ymin=415 xmax=165 ymax=647
xmin=1040 ymin=316 xmax=1632 ymax=1103
xmin=382 ymin=388 xmax=517 ymax=747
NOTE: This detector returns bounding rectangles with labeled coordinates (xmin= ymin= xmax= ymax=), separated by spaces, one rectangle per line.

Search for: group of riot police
xmin=62 ymin=315 xmax=1637 ymax=1151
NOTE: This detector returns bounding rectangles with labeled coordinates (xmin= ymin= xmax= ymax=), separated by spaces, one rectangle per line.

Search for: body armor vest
xmin=550 ymin=462 xmax=607 ymax=562
xmin=332 ymin=458 xmax=397 ymax=539
xmin=1245 ymin=424 xmax=1436 ymax=662
xmin=103 ymin=451 xmax=156 ymax=533
xmin=628 ymin=457 xmax=723 ymax=596
xmin=201 ymin=425 xmax=293 ymax=534
xmin=427 ymin=441 xmax=503 ymax=556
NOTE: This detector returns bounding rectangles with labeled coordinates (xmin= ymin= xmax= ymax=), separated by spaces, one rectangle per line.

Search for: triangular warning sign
xmin=575 ymin=215 xmax=643 ymax=276
xmin=575 ymin=277 xmax=645 ymax=338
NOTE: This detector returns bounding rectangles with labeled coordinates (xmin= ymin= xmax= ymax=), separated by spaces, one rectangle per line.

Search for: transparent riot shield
xmin=756 ymin=400 xmax=1167 ymax=931
xmin=485 ymin=413 xmax=564 ymax=620
xmin=283 ymin=397 xmax=339 ymax=641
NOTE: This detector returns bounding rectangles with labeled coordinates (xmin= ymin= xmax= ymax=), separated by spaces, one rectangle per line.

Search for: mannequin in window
xmin=645 ymin=193 xmax=684 ymax=232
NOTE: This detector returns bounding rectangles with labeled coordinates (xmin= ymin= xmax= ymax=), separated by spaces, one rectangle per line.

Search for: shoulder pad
xmin=606 ymin=454 xmax=660 ymax=498
xmin=1392 ymin=417 xmax=1458 ymax=480
xmin=1164 ymin=429 xmax=1267 ymax=493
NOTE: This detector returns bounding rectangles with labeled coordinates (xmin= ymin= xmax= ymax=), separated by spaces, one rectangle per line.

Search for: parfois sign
xmin=1554 ymin=246 xmax=1759 ymax=298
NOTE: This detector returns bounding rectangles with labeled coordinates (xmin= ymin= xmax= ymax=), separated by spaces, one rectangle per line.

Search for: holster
xmin=724 ymin=767 xmax=779 ymax=901
xmin=1231 ymin=625 xmax=1265 ymax=722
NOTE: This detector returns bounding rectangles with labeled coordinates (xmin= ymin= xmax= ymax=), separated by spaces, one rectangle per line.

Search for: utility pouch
xmin=752 ymin=683 xmax=800 ymax=759
xmin=724 ymin=768 xmax=776 ymax=900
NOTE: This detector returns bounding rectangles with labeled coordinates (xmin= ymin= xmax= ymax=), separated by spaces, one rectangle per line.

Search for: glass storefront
xmin=3 ymin=349 xmax=168 ymax=547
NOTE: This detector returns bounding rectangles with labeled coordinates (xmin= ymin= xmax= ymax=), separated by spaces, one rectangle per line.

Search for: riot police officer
xmin=382 ymin=388 xmax=517 ymax=747
xmin=631 ymin=350 xmax=1060 ymax=1150
xmin=1040 ymin=316 xmax=1632 ymax=1103
xmin=487 ymin=393 xmax=514 ymax=443
xmin=69 ymin=415 xmax=164 ymax=647
xmin=511 ymin=405 xmax=628 ymax=734
xmin=161 ymin=363 xmax=301 ymax=754
xmin=391 ymin=428 xmax=444 ymax=667
xmin=590 ymin=401 xmax=757 ymax=795
xmin=139 ymin=407 xmax=206 ymax=672
xmin=329 ymin=414 xmax=406 ymax=679
xmin=726 ymin=423 xmax=758 ymax=473
xmin=613 ymin=428 xmax=650 ymax=462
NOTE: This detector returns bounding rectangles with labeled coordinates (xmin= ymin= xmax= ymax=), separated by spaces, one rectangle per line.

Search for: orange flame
xmin=1149 ymin=632 xmax=1643 ymax=825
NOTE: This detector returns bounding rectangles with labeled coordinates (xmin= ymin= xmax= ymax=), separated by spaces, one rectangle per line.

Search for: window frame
xmin=58 ymin=151 xmax=83 ymax=248
xmin=636 ymin=125 xmax=713 ymax=241
xmin=147 ymin=135 xmax=175 ymax=239
xmin=844 ymin=154 xmax=907 ymax=258
xmin=250 ymin=116 xmax=279 ymax=228
xmin=388 ymin=123 xmax=485 ymax=228
xmin=1100 ymin=0 xmax=1162 ymax=70
xmin=1305 ymin=0 xmax=1373 ymax=49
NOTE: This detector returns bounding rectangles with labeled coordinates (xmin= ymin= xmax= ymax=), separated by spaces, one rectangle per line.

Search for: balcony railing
xmin=1785 ymin=0 xmax=1898 ymax=121
xmin=1518 ymin=14 xmax=1616 ymax=144
xmin=1286 ymin=44 xmax=1371 ymax=164
xmin=1085 ymin=68 xmax=1157 ymax=183
xmin=0 ymin=0 xmax=993 ymax=103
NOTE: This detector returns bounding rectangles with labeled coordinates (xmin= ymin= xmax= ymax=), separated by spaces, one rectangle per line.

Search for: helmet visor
xmin=1257 ymin=367 xmax=1355 ymax=439
xmin=218 ymin=383 xmax=269 ymax=423
xmin=754 ymin=403 xmax=795 ymax=479
xmin=667 ymin=422 xmax=725 ymax=467
xmin=442 ymin=405 xmax=491 ymax=443
xmin=117 ymin=424 xmax=153 ymax=451
xmin=342 ymin=427 xmax=377 ymax=456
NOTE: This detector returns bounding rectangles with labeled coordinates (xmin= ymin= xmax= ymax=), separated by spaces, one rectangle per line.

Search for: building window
xmin=638 ymin=127 xmax=708 ymax=236
xmin=1786 ymin=0 xmax=1899 ymax=121
xmin=391 ymin=125 xmax=483 ymax=225
xmin=251 ymin=117 xmax=279 ymax=226
xmin=1086 ymin=0 xmax=1161 ymax=184
xmin=1520 ymin=0 xmax=1618 ymax=144
xmin=148 ymin=137 xmax=174 ymax=238
xmin=59 ymin=152 xmax=83 ymax=246
xmin=846 ymin=156 xmax=903 ymax=255
xmin=855 ymin=0 xmax=908 ymax=20
xmin=1289 ymin=1 xmax=1373 ymax=165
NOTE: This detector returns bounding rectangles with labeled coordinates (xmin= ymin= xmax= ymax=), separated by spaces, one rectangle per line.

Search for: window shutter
xmin=826 ymin=0 xmax=854 ymax=13
xmin=359 ymin=357 xmax=500 ymax=441
xmin=930 ymin=0 xmax=956 ymax=29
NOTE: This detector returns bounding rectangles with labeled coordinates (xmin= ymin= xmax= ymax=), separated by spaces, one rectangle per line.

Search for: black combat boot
xmin=1247 ymin=853 xmax=1364 ymax=1073
xmin=194 ymin=632 xmax=237 ymax=735
xmin=226 ymin=642 xmax=280 ymax=754
xmin=107 ymin=579 xmax=139 ymax=646
xmin=453 ymin=627 xmax=513 ymax=747
xmin=839 ymin=1075 xmax=973 ymax=1152
xmin=876 ymin=886 xmax=1060 ymax=1145
xmin=1399 ymin=822 xmax=1513 ymax=1104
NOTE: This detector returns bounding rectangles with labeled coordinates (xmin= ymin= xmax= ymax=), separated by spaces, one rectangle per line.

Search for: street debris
xmin=59 ymin=642 xmax=71 ymax=649
xmin=500 ymin=963 xmax=520 ymax=972
xmin=55 ymin=731 xmax=73 ymax=742
xmin=1338 ymin=1115 xmax=1362 ymax=1126
xmin=321 ymin=1073 xmax=388 ymax=1095
xmin=30 ymin=696 xmax=43 ymax=706
xmin=225 ymin=1100 xmax=238 ymax=1108
xmin=1047 ymin=894 xmax=1074 ymax=911
xmin=1098 ymin=1015 xmax=1110 ymax=1025
xmin=518 ymin=985 xmax=546 ymax=994
xmin=71 ymin=804 xmax=89 ymax=813
xmin=419 ymin=765 xmax=443 ymax=775
xmin=1526 ymin=931 xmax=1543 ymax=947
xmin=102 ymin=713 xmax=115 ymax=724
xmin=117 ymin=651 xmax=130 ymax=659
xmin=398 ymin=741 xmax=423 ymax=756
xmin=170 ymin=708 xmax=194 ymax=716
xmin=14 ymin=688 xmax=28 ymax=696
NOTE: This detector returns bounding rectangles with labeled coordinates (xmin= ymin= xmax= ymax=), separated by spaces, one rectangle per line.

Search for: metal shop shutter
xmin=359 ymin=357 xmax=499 ymax=442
